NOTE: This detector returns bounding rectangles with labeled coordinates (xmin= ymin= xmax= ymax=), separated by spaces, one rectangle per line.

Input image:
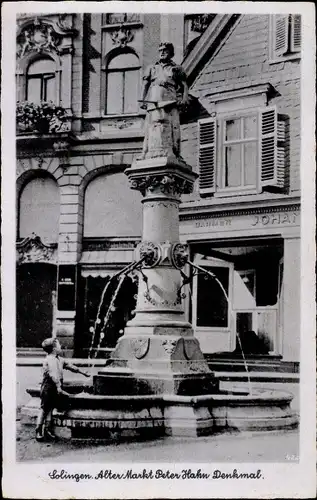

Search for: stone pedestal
xmin=95 ymin=155 xmax=218 ymax=396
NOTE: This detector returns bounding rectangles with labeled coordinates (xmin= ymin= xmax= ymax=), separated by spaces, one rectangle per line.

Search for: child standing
xmin=35 ymin=337 xmax=90 ymax=442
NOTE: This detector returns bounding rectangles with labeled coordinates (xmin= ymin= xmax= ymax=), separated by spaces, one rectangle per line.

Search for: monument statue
xmin=140 ymin=42 xmax=189 ymax=160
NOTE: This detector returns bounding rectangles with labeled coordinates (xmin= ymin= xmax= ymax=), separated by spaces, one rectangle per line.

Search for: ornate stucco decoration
xmin=17 ymin=234 xmax=57 ymax=264
xmin=110 ymin=25 xmax=134 ymax=47
xmin=16 ymin=16 xmax=77 ymax=58
xmin=17 ymin=18 xmax=62 ymax=57
xmin=57 ymin=14 xmax=73 ymax=31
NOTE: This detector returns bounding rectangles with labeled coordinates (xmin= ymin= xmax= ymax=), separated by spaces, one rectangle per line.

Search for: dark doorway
xmin=16 ymin=263 xmax=57 ymax=347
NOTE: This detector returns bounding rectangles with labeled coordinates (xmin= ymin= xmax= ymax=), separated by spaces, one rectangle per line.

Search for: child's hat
xmin=42 ymin=338 xmax=55 ymax=350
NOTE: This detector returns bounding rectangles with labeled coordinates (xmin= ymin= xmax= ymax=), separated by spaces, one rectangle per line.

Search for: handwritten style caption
xmin=48 ymin=468 xmax=263 ymax=482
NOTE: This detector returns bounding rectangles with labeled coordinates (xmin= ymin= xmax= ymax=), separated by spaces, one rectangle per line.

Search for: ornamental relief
xmin=131 ymin=338 xmax=150 ymax=359
xmin=17 ymin=19 xmax=61 ymax=57
xmin=183 ymin=338 xmax=200 ymax=360
xmin=128 ymin=174 xmax=193 ymax=197
xmin=110 ymin=26 xmax=134 ymax=47
xmin=162 ymin=339 xmax=178 ymax=355
xmin=16 ymin=16 xmax=76 ymax=59
xmin=17 ymin=234 xmax=57 ymax=264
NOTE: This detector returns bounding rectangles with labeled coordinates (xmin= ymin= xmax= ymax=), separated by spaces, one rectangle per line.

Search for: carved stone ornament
xmin=129 ymin=174 xmax=192 ymax=197
xmin=171 ymin=243 xmax=189 ymax=269
xmin=136 ymin=241 xmax=161 ymax=268
xmin=53 ymin=140 xmax=71 ymax=152
xmin=17 ymin=18 xmax=62 ymax=58
xmin=144 ymin=288 xmax=182 ymax=308
xmin=162 ymin=339 xmax=178 ymax=355
xmin=110 ymin=25 xmax=134 ymax=47
xmin=117 ymin=120 xmax=135 ymax=129
xmin=131 ymin=338 xmax=150 ymax=359
xmin=183 ymin=338 xmax=200 ymax=360
xmin=17 ymin=234 xmax=57 ymax=264
xmin=57 ymin=14 xmax=73 ymax=31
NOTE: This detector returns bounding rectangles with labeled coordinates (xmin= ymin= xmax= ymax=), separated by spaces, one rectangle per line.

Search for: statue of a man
xmin=140 ymin=42 xmax=189 ymax=160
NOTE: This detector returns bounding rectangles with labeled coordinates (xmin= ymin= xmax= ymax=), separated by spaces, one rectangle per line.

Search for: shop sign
xmin=251 ymin=212 xmax=298 ymax=226
xmin=182 ymin=210 xmax=300 ymax=234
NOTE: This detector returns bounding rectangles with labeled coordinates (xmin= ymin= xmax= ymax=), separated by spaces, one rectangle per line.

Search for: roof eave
xmin=182 ymin=14 xmax=240 ymax=86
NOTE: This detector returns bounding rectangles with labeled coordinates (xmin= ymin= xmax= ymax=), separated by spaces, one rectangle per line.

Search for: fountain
xmin=21 ymin=43 xmax=298 ymax=440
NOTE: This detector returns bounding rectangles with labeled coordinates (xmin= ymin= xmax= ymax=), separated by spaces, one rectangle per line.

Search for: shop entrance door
xmin=16 ymin=263 xmax=57 ymax=347
xmin=192 ymin=254 xmax=234 ymax=353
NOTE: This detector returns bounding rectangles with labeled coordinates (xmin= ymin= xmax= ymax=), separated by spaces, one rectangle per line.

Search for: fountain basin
xmin=21 ymin=382 xmax=298 ymax=439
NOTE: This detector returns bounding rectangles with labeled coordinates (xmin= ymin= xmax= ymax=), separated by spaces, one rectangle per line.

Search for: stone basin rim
xmin=26 ymin=386 xmax=293 ymax=404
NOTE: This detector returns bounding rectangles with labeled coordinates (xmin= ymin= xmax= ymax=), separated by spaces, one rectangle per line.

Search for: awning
xmin=80 ymin=250 xmax=135 ymax=278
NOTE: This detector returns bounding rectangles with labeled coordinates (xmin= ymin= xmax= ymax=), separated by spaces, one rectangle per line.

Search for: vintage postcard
xmin=1 ymin=1 xmax=316 ymax=498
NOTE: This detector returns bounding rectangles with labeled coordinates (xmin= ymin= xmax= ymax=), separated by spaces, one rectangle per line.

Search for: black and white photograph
xmin=1 ymin=2 xmax=316 ymax=498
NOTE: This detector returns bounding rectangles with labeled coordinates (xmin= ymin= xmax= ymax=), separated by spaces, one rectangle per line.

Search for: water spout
xmin=88 ymin=278 xmax=112 ymax=359
xmin=88 ymin=256 xmax=147 ymax=374
xmin=93 ymin=273 xmax=126 ymax=359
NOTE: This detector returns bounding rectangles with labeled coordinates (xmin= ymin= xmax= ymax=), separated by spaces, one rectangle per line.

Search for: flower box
xmin=16 ymin=101 xmax=70 ymax=134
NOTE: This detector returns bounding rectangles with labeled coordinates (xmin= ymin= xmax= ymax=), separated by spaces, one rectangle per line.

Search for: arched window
xmin=19 ymin=175 xmax=60 ymax=242
xmin=106 ymin=51 xmax=140 ymax=114
xmin=26 ymin=57 xmax=56 ymax=103
xmin=84 ymin=172 xmax=142 ymax=237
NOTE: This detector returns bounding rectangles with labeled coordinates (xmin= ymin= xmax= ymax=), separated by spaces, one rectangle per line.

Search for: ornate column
xmin=95 ymin=156 xmax=218 ymax=396
xmin=125 ymin=158 xmax=194 ymax=329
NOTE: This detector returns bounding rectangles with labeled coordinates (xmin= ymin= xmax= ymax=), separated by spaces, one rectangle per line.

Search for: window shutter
xmin=290 ymin=15 xmax=301 ymax=53
xmin=198 ymin=118 xmax=217 ymax=195
xmin=260 ymin=107 xmax=281 ymax=188
xmin=273 ymin=15 xmax=288 ymax=58
xmin=276 ymin=115 xmax=286 ymax=188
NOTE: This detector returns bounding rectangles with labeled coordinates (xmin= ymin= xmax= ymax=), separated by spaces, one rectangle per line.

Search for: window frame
xmin=26 ymin=72 xmax=56 ymax=102
xmin=269 ymin=14 xmax=301 ymax=63
xmin=192 ymin=256 xmax=234 ymax=333
xmin=236 ymin=269 xmax=256 ymax=304
xmin=217 ymin=112 xmax=259 ymax=194
xmin=198 ymin=103 xmax=283 ymax=198
xmin=101 ymin=13 xmax=142 ymax=27
xmin=104 ymin=50 xmax=141 ymax=116
xmin=234 ymin=308 xmax=278 ymax=354
xmin=24 ymin=56 xmax=58 ymax=104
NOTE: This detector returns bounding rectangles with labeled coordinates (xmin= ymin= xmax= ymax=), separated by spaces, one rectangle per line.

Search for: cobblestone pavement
xmin=16 ymin=421 xmax=299 ymax=464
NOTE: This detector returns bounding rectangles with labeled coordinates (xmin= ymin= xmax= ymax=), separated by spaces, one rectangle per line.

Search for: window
xmin=192 ymin=243 xmax=282 ymax=354
xmin=26 ymin=58 xmax=56 ymax=103
xmin=84 ymin=172 xmax=142 ymax=237
xmin=193 ymin=257 xmax=233 ymax=330
xmin=271 ymin=14 xmax=301 ymax=60
xmin=198 ymin=107 xmax=286 ymax=196
xmin=222 ymin=115 xmax=257 ymax=189
xmin=102 ymin=13 xmax=141 ymax=25
xmin=105 ymin=52 xmax=140 ymax=114
xmin=19 ymin=175 xmax=60 ymax=242
xmin=196 ymin=266 xmax=230 ymax=327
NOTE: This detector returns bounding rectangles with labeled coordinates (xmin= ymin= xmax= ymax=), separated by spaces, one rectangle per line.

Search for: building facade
xmin=16 ymin=13 xmax=301 ymax=365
